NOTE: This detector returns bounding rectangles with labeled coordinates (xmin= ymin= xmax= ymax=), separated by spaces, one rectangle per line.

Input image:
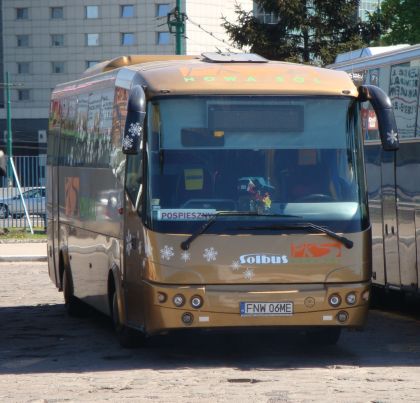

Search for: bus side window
xmin=125 ymin=153 xmax=142 ymax=206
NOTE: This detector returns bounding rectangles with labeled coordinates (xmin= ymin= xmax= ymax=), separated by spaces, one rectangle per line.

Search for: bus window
xmin=389 ymin=63 xmax=419 ymax=139
xmin=146 ymin=96 xmax=368 ymax=234
xmin=125 ymin=153 xmax=142 ymax=206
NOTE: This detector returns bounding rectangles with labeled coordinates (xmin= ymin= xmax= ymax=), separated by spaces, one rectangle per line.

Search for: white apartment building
xmin=358 ymin=0 xmax=382 ymax=21
xmin=0 ymin=0 xmax=252 ymax=155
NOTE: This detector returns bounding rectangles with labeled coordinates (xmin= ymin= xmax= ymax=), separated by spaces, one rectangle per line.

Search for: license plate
xmin=240 ymin=302 xmax=293 ymax=317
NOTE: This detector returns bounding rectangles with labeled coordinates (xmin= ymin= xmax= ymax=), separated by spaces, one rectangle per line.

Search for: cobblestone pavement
xmin=0 ymin=262 xmax=420 ymax=402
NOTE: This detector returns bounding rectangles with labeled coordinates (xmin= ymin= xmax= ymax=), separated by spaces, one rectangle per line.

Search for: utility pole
xmin=0 ymin=72 xmax=21 ymax=186
xmin=167 ymin=0 xmax=186 ymax=55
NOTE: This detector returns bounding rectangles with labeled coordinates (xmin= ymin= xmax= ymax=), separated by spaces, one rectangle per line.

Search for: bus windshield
xmin=146 ymin=96 xmax=368 ymax=234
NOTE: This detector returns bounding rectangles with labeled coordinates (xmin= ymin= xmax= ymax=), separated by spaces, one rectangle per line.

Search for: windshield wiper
xmin=237 ymin=222 xmax=353 ymax=249
xmin=180 ymin=211 xmax=301 ymax=250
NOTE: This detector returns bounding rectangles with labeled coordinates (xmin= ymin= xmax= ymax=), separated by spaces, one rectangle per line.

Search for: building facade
xmin=253 ymin=1 xmax=383 ymax=24
xmin=358 ymin=0 xmax=382 ymax=21
xmin=0 ymin=0 xmax=252 ymax=156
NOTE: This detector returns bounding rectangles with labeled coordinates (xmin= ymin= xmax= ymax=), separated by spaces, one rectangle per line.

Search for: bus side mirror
xmin=0 ymin=150 xmax=6 ymax=176
xmin=122 ymin=85 xmax=146 ymax=154
xmin=358 ymin=85 xmax=399 ymax=151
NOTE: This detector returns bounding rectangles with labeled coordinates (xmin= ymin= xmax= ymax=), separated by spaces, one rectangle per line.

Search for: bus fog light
xmin=337 ymin=311 xmax=349 ymax=323
xmin=173 ymin=294 xmax=185 ymax=307
xmin=182 ymin=312 xmax=194 ymax=325
xmin=329 ymin=294 xmax=342 ymax=307
xmin=157 ymin=292 xmax=167 ymax=303
xmin=191 ymin=295 xmax=203 ymax=309
xmin=362 ymin=290 xmax=370 ymax=301
xmin=345 ymin=292 xmax=357 ymax=305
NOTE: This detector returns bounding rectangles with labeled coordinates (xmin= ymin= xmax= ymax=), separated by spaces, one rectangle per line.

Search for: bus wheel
xmin=305 ymin=327 xmax=342 ymax=345
xmin=63 ymin=267 xmax=86 ymax=317
xmin=111 ymin=291 xmax=145 ymax=348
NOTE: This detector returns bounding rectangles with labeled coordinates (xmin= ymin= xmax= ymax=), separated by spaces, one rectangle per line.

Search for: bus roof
xmin=55 ymin=53 xmax=358 ymax=98
xmin=333 ymin=45 xmax=410 ymax=64
xmin=328 ymin=43 xmax=420 ymax=71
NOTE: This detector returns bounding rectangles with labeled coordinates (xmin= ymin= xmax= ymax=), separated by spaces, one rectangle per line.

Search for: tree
xmin=222 ymin=0 xmax=380 ymax=65
xmin=368 ymin=0 xmax=420 ymax=45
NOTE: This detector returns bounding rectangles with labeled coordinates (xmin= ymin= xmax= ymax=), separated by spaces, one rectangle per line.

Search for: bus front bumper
xmin=143 ymin=281 xmax=370 ymax=335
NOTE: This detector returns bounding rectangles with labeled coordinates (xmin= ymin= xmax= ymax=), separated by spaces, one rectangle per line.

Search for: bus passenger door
xmin=381 ymin=150 xmax=400 ymax=288
xmin=46 ymin=125 xmax=60 ymax=287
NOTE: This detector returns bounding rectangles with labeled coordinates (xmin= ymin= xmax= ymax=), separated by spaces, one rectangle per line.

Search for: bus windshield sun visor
xmin=358 ymin=85 xmax=399 ymax=151
xmin=180 ymin=212 xmax=302 ymax=251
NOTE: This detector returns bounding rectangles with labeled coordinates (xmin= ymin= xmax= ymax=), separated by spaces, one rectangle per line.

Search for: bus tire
xmin=111 ymin=290 xmax=145 ymax=348
xmin=305 ymin=327 xmax=342 ymax=345
xmin=63 ymin=267 xmax=86 ymax=317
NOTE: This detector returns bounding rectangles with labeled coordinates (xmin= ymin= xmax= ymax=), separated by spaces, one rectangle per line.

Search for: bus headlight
xmin=345 ymin=292 xmax=357 ymax=305
xmin=328 ymin=294 xmax=342 ymax=307
xmin=191 ymin=295 xmax=203 ymax=309
xmin=173 ymin=294 xmax=185 ymax=307
xmin=182 ymin=312 xmax=194 ymax=325
xmin=157 ymin=292 xmax=167 ymax=303
xmin=337 ymin=311 xmax=349 ymax=323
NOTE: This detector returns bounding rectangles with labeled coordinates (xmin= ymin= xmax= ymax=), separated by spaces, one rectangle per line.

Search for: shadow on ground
xmin=1 ymin=295 xmax=420 ymax=375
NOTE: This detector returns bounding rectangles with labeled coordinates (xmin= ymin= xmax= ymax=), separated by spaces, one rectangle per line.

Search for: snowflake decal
xmin=122 ymin=136 xmax=133 ymax=149
xmin=203 ymin=247 xmax=218 ymax=262
xmin=137 ymin=232 xmax=142 ymax=254
xmin=180 ymin=250 xmax=191 ymax=262
xmin=243 ymin=268 xmax=255 ymax=280
xmin=160 ymin=245 xmax=174 ymax=261
xmin=230 ymin=260 xmax=241 ymax=271
xmin=387 ymin=129 xmax=398 ymax=144
xmin=126 ymin=232 xmax=133 ymax=256
xmin=128 ymin=122 xmax=142 ymax=137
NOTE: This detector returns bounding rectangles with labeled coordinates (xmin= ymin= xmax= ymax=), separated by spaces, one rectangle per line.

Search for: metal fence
xmin=0 ymin=155 xmax=46 ymax=229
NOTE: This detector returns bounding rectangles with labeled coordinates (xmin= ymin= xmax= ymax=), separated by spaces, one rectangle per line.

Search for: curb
xmin=0 ymin=256 xmax=47 ymax=262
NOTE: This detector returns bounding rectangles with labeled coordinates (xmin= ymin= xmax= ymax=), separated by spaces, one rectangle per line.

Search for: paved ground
xmin=0 ymin=262 xmax=420 ymax=402
xmin=0 ymin=241 xmax=46 ymax=262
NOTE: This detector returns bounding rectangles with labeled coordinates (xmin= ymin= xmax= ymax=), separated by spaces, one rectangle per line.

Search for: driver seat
xmin=289 ymin=164 xmax=335 ymax=201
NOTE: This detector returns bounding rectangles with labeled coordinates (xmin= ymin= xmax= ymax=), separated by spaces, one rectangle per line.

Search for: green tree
xmin=222 ymin=0 xmax=380 ymax=65
xmin=369 ymin=0 xmax=420 ymax=45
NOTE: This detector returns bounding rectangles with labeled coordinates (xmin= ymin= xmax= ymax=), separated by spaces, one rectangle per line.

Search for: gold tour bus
xmin=47 ymin=53 xmax=399 ymax=347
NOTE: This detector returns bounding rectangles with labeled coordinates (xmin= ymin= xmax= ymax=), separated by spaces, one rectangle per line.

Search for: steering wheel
xmin=295 ymin=193 xmax=335 ymax=202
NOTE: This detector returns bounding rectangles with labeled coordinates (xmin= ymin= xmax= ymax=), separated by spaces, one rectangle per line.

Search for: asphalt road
xmin=1 ymin=262 xmax=420 ymax=402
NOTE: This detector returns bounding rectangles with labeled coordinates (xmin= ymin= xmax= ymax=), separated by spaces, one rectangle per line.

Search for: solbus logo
xmin=239 ymin=254 xmax=288 ymax=265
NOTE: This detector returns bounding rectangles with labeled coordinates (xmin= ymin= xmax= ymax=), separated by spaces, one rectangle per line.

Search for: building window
xmin=86 ymin=5 xmax=99 ymax=19
xmin=157 ymin=32 xmax=170 ymax=45
xmin=16 ymin=8 xmax=29 ymax=20
xmin=254 ymin=7 xmax=278 ymax=24
xmin=17 ymin=89 xmax=30 ymax=101
xmin=17 ymin=62 xmax=30 ymax=74
xmin=17 ymin=35 xmax=30 ymax=47
xmin=121 ymin=5 xmax=134 ymax=18
xmin=86 ymin=33 xmax=99 ymax=46
xmin=156 ymin=4 xmax=170 ymax=17
xmin=51 ymin=7 xmax=64 ymax=19
xmin=86 ymin=60 xmax=99 ymax=68
xmin=121 ymin=33 xmax=135 ymax=45
xmin=51 ymin=62 xmax=65 ymax=74
xmin=51 ymin=34 xmax=64 ymax=47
